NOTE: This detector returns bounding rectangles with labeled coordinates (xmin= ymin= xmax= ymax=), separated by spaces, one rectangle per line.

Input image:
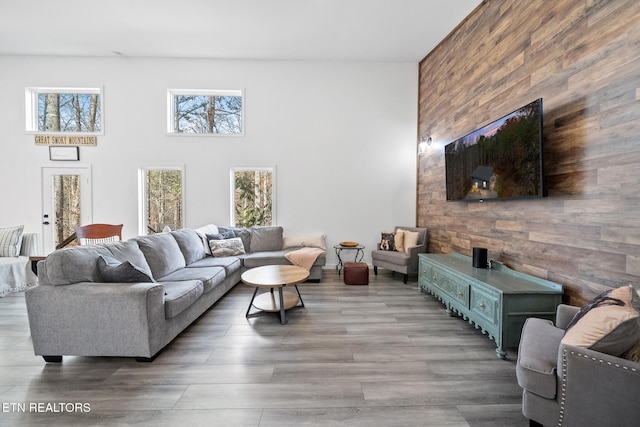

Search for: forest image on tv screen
xmin=445 ymin=99 xmax=542 ymax=201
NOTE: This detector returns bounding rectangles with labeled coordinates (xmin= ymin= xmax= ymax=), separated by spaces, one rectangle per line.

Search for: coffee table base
xmin=246 ymin=286 xmax=305 ymax=324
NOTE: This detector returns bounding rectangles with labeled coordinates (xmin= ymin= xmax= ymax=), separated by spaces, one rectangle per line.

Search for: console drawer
xmin=431 ymin=267 xmax=469 ymax=307
xmin=470 ymin=287 xmax=499 ymax=326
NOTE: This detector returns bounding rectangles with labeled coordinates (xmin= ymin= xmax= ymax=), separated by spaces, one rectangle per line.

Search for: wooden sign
xmin=34 ymin=135 xmax=97 ymax=146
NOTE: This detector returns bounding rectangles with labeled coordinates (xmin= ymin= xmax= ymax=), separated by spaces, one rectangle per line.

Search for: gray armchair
xmin=516 ymin=304 xmax=640 ymax=427
xmin=371 ymin=226 xmax=427 ymax=284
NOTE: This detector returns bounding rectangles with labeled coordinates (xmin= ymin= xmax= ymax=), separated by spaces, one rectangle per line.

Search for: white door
xmin=41 ymin=166 xmax=92 ymax=253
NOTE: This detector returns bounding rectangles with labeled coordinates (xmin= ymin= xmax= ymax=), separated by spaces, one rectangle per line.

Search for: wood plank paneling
xmin=417 ymin=0 xmax=640 ymax=306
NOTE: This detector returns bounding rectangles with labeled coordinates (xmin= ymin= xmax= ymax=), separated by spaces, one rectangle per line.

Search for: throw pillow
xmin=400 ymin=229 xmax=420 ymax=249
xmin=394 ymin=229 xmax=405 ymax=253
xmin=380 ymin=232 xmax=396 ymax=251
xmin=230 ymin=227 xmax=251 ymax=252
xmin=209 ymin=237 xmax=246 ymax=257
xmin=0 ymin=225 xmax=25 ymax=257
xmin=206 ymin=229 xmax=236 ymax=240
xmin=250 ymin=226 xmax=283 ymax=252
xmin=97 ymin=255 xmax=155 ymax=283
xmin=561 ymin=285 xmax=640 ymax=357
xmin=282 ymin=234 xmax=326 ymax=250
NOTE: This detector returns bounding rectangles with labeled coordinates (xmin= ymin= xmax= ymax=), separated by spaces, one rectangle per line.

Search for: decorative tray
xmin=340 ymin=241 xmax=359 ymax=247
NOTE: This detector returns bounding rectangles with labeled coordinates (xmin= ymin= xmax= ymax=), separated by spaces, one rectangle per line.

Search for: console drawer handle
xmin=479 ymin=303 xmax=486 ymax=309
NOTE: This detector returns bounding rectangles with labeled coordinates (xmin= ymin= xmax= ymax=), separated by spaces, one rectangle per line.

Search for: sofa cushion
xmin=241 ymin=248 xmax=326 ymax=269
xmin=188 ymin=256 xmax=242 ymax=277
xmin=134 ymin=233 xmax=186 ymax=279
xmin=159 ymin=266 xmax=226 ymax=293
xmin=250 ymin=226 xmax=283 ymax=252
xmin=162 ymin=280 xmax=204 ymax=319
xmin=209 ymin=237 xmax=245 ymax=257
xmin=561 ymin=285 xmax=640 ymax=357
xmin=102 ymin=240 xmax=153 ymax=278
xmin=231 ymin=227 xmax=251 ymax=252
xmin=44 ymin=245 xmax=113 ymax=285
xmin=97 ymin=255 xmax=155 ymax=283
xmin=371 ymin=249 xmax=410 ymax=266
xmin=171 ymin=229 xmax=206 ymax=265
xmin=0 ymin=225 xmax=24 ymax=257
xmin=516 ymin=317 xmax=564 ymax=399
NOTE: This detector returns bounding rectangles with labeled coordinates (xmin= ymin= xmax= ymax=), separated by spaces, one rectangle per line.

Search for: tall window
xmin=25 ymin=87 xmax=103 ymax=133
xmin=167 ymin=89 xmax=243 ymax=135
xmin=231 ymin=167 xmax=275 ymax=227
xmin=139 ymin=167 xmax=184 ymax=235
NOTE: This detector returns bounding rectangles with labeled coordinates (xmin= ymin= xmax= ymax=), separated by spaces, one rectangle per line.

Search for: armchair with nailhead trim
xmin=516 ymin=303 xmax=640 ymax=427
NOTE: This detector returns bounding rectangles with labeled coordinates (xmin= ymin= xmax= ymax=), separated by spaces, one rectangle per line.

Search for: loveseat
xmin=25 ymin=225 xmax=325 ymax=362
xmin=0 ymin=226 xmax=41 ymax=297
xmin=516 ymin=286 xmax=640 ymax=427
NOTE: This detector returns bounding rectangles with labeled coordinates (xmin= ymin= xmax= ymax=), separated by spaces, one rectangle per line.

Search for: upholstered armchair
xmin=516 ymin=301 xmax=640 ymax=427
xmin=371 ymin=226 xmax=427 ymax=283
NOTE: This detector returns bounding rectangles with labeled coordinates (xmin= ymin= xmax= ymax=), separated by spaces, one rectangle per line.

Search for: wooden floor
xmin=0 ymin=269 xmax=529 ymax=426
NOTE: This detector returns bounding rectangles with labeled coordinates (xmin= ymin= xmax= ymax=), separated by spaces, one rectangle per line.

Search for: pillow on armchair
xmin=380 ymin=232 xmax=396 ymax=251
xmin=398 ymin=229 xmax=419 ymax=251
xmin=561 ymin=285 xmax=640 ymax=357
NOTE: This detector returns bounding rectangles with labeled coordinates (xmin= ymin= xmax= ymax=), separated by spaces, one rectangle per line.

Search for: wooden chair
xmin=75 ymin=224 xmax=123 ymax=245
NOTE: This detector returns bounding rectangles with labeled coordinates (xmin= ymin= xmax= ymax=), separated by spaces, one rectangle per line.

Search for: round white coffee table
xmin=241 ymin=265 xmax=309 ymax=324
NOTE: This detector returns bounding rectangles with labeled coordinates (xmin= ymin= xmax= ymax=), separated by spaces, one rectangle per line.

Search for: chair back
xmin=75 ymin=224 xmax=123 ymax=245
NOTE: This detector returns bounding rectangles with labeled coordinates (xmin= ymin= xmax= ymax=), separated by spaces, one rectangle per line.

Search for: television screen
xmin=444 ymin=98 xmax=544 ymax=202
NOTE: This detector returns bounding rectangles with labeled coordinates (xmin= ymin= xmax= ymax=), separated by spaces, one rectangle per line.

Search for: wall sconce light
xmin=418 ymin=135 xmax=431 ymax=154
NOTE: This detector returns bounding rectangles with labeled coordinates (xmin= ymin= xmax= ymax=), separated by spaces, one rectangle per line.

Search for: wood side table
xmin=241 ymin=265 xmax=310 ymax=324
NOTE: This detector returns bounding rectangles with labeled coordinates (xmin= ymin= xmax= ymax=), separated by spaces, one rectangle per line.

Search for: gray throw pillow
xmin=250 ymin=226 xmax=283 ymax=252
xmin=97 ymin=255 xmax=155 ymax=283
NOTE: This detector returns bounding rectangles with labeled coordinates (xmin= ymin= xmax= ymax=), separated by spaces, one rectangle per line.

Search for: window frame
xmin=230 ymin=166 xmax=276 ymax=227
xmin=25 ymin=86 xmax=104 ymax=135
xmin=166 ymin=89 xmax=245 ymax=136
xmin=138 ymin=165 xmax=186 ymax=235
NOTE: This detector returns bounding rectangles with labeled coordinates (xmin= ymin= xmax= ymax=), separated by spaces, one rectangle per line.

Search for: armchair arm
xmin=559 ymin=343 xmax=640 ymax=426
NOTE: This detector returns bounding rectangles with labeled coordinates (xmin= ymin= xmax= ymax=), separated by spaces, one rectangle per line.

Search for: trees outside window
xmin=26 ymin=87 xmax=102 ymax=133
xmin=168 ymin=89 xmax=243 ymax=135
xmin=231 ymin=167 xmax=275 ymax=228
xmin=139 ymin=167 xmax=184 ymax=234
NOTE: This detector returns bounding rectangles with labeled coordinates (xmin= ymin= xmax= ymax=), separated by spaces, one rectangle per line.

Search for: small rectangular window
xmin=168 ymin=89 xmax=244 ymax=135
xmin=25 ymin=87 xmax=103 ymax=134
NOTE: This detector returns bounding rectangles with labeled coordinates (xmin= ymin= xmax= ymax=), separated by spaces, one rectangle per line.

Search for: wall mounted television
xmin=444 ymin=98 xmax=544 ymax=202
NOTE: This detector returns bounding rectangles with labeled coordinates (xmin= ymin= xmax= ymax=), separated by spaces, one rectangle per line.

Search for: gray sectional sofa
xmin=25 ymin=225 xmax=325 ymax=362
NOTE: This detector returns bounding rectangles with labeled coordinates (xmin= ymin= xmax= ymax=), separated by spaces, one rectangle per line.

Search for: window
xmin=25 ymin=87 xmax=103 ymax=134
xmin=231 ymin=167 xmax=275 ymax=227
xmin=168 ymin=89 xmax=243 ymax=135
xmin=139 ymin=167 xmax=184 ymax=235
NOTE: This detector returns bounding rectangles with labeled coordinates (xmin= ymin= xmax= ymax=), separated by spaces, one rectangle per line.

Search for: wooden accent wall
xmin=417 ymin=0 xmax=640 ymax=305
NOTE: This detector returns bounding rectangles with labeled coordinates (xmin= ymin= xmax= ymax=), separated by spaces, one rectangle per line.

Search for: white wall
xmin=0 ymin=55 xmax=418 ymax=267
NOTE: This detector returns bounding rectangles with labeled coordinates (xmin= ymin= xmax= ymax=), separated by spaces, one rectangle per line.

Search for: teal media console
xmin=418 ymin=253 xmax=563 ymax=359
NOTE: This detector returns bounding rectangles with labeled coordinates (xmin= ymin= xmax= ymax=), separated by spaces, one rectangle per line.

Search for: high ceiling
xmin=0 ymin=0 xmax=481 ymax=62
